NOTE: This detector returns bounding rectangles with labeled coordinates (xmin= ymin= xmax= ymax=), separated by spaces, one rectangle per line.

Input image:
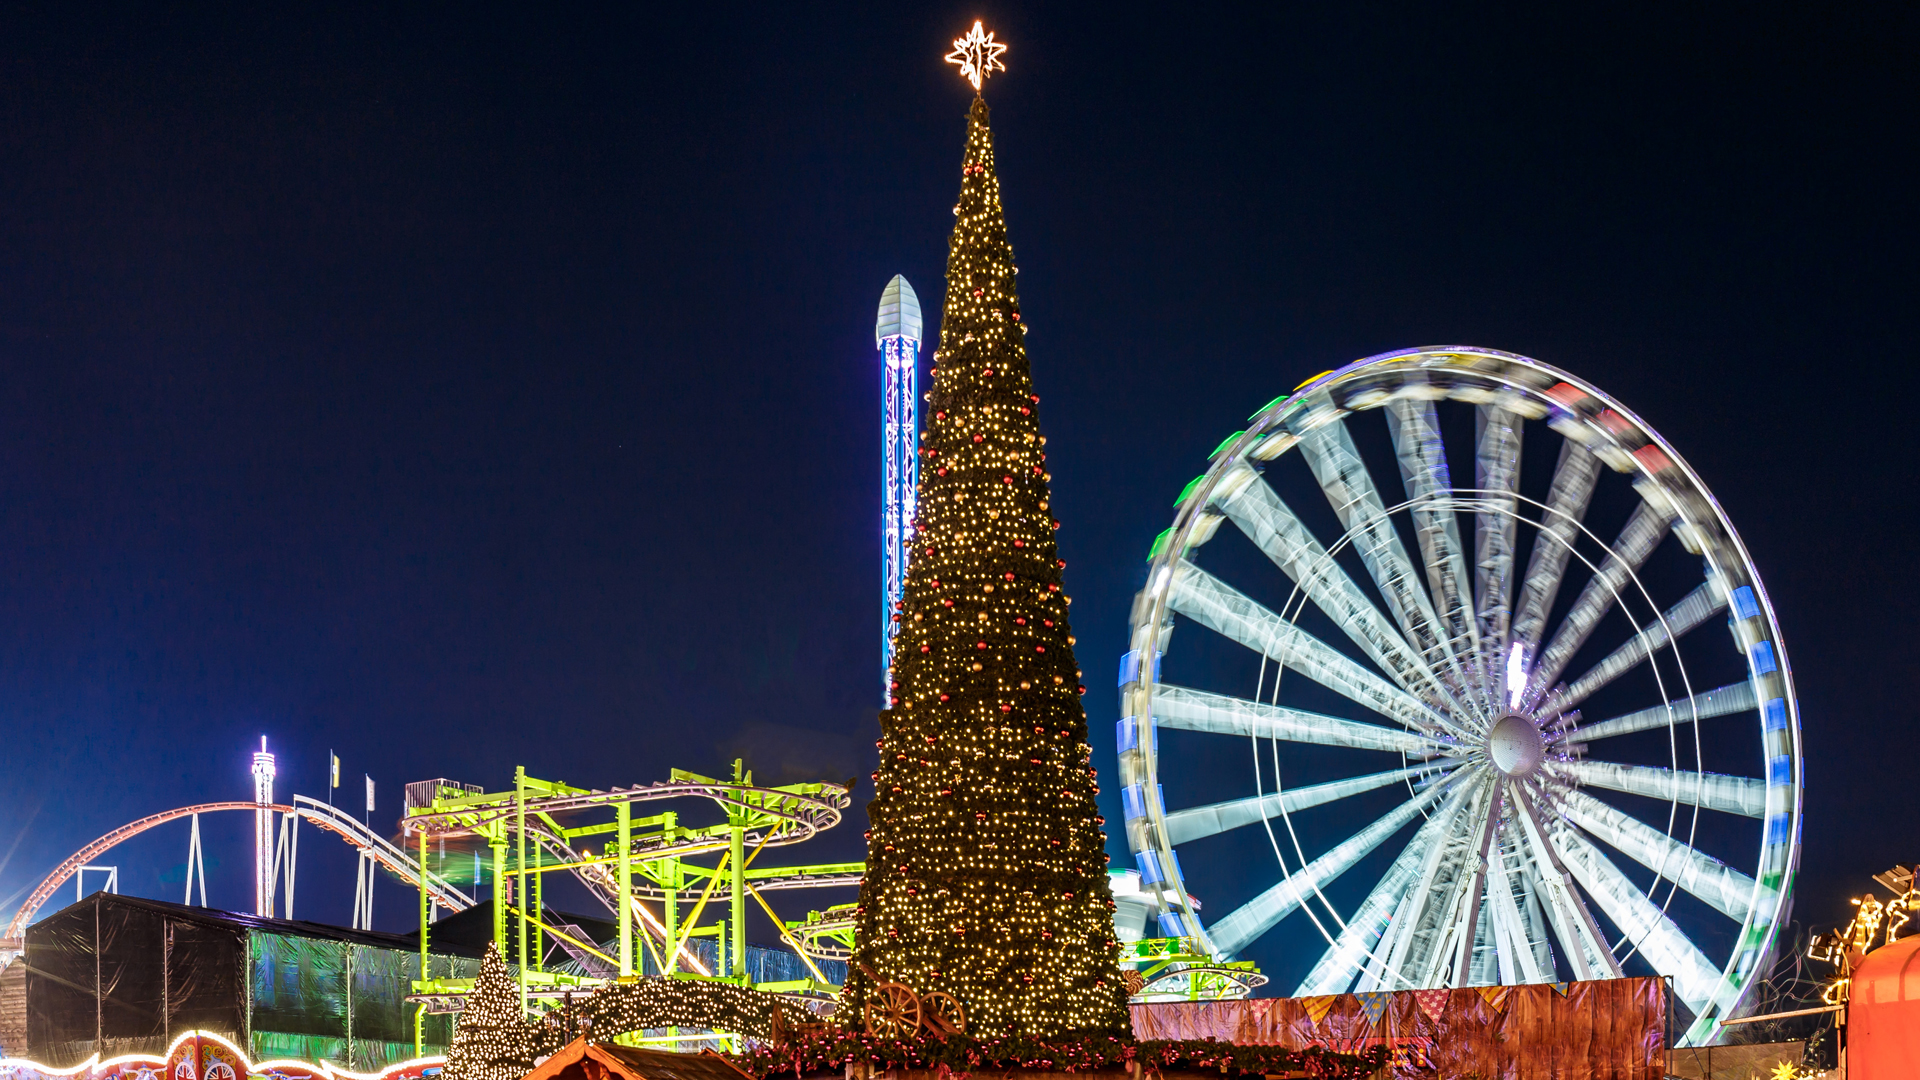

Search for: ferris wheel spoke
xmin=1368 ymin=778 xmax=1498 ymax=987
xmin=1387 ymin=399 xmax=1482 ymax=679
xmin=1165 ymin=764 xmax=1439 ymax=845
xmin=1476 ymin=836 xmax=1518 ymax=986
xmin=1150 ymin=684 xmax=1438 ymax=753
xmin=1513 ymin=851 xmax=1561 ymax=979
xmin=1214 ymin=471 xmax=1448 ymax=701
xmin=1434 ymin=779 xmax=1509 ymax=987
xmin=1559 ymin=760 xmax=1768 ymax=818
xmin=1357 ymin=780 xmax=1484 ymax=992
xmin=1558 ymin=680 xmax=1757 ymax=745
xmin=1525 ymin=500 xmax=1677 ymax=703
xmin=1486 ymin=832 xmax=1550 ymax=983
xmin=1474 ymin=404 xmax=1525 ymax=661
xmin=1499 ymin=832 xmax=1560 ymax=981
xmin=1515 ymin=850 xmax=1600 ymax=982
xmin=1207 ymin=779 xmax=1451 ymax=958
xmin=1294 ymin=783 xmax=1473 ymax=995
xmin=1550 ymin=825 xmax=1723 ymax=1017
xmin=1297 ymin=422 xmax=1449 ymax=664
xmin=1510 ymin=442 xmax=1602 ymax=663
xmin=1468 ymin=891 xmax=1505 ymax=986
xmin=1547 ymin=581 xmax=1726 ymax=714
xmin=1562 ymin=790 xmax=1756 ymax=921
xmin=1167 ymin=561 xmax=1460 ymax=736
xmin=1511 ymin=785 xmax=1619 ymax=980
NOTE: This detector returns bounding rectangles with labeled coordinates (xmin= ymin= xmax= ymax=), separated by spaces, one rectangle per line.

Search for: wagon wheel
xmin=767 ymin=1005 xmax=786 ymax=1046
xmin=864 ymin=982 xmax=921 ymax=1039
xmin=921 ymin=991 xmax=967 ymax=1036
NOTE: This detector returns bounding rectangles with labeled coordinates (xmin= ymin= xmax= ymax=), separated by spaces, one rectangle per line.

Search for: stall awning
xmin=523 ymin=1037 xmax=755 ymax=1080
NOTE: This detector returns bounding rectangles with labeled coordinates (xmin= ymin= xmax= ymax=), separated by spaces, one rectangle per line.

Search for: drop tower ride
xmin=251 ymin=736 xmax=276 ymax=916
xmin=877 ymin=274 xmax=923 ymax=699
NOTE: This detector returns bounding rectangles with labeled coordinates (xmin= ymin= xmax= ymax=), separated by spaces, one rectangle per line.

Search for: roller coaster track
xmin=403 ymin=779 xmax=848 ymax=854
xmin=290 ymin=796 xmax=476 ymax=911
xmin=2 ymin=798 xmax=477 ymax=946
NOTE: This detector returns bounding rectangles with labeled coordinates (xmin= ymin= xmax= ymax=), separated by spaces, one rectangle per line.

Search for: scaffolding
xmin=398 ymin=762 xmax=862 ymax=1050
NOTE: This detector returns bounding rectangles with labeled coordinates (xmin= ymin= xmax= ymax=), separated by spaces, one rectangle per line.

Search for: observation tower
xmin=876 ymin=274 xmax=923 ymax=698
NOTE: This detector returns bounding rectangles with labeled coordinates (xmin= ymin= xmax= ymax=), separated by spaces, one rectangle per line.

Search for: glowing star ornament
xmin=945 ymin=20 xmax=1007 ymax=93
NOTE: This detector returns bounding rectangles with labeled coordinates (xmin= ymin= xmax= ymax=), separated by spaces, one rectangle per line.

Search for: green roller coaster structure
xmin=398 ymin=761 xmax=863 ymax=1050
xmin=1116 ymin=936 xmax=1268 ymax=1002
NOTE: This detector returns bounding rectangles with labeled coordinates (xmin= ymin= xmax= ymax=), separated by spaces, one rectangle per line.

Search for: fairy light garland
xmin=839 ymin=75 xmax=1127 ymax=1040
xmin=443 ymin=944 xmax=819 ymax=1079
xmin=576 ymin=979 xmax=815 ymax=1043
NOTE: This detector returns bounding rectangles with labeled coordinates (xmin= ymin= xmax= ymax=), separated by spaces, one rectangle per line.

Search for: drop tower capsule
xmin=876 ymin=275 xmax=923 ymax=700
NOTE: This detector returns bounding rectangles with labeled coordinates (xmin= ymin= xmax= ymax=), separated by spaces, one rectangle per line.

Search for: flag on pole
xmin=365 ymin=775 xmax=375 ymax=815
xmin=331 ymin=753 xmax=340 ymax=788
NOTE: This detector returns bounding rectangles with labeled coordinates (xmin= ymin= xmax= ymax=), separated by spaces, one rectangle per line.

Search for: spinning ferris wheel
xmin=1116 ymin=347 xmax=1801 ymax=1046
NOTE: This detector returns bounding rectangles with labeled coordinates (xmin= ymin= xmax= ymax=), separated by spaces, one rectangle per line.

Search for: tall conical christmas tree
xmin=843 ymin=87 xmax=1129 ymax=1039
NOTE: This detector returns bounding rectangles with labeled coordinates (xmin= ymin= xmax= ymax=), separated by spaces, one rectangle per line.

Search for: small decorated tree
xmin=444 ymin=943 xmax=533 ymax=1080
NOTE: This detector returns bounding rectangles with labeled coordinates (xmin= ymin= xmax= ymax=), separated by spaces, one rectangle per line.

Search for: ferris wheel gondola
xmin=1117 ymin=347 xmax=1800 ymax=1046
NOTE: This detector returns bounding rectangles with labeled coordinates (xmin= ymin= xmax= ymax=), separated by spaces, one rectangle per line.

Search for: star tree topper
xmin=945 ymin=20 xmax=1007 ymax=93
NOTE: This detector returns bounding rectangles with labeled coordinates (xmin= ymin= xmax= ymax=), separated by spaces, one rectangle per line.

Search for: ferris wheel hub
xmin=1487 ymin=713 xmax=1546 ymax=776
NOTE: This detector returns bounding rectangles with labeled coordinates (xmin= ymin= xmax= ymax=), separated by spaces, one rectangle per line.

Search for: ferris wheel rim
xmin=1117 ymin=346 xmax=1802 ymax=1046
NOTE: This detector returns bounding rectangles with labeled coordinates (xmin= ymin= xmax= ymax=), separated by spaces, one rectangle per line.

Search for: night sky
xmin=1 ymin=3 xmax=1914 ymax=995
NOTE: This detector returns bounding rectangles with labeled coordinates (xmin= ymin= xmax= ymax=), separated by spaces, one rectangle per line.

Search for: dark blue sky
xmin=1 ymin=2 xmax=1913 ymax=991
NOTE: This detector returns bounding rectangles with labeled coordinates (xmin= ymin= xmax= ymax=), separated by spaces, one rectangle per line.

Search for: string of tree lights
xmin=734 ymin=1029 xmax=1385 ymax=1079
xmin=839 ymin=50 xmax=1129 ymax=1040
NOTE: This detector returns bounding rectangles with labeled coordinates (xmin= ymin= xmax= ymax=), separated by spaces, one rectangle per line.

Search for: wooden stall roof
xmin=524 ymin=1038 xmax=755 ymax=1080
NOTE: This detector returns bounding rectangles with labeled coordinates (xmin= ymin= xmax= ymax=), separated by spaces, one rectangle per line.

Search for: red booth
xmin=1849 ymin=934 xmax=1920 ymax=1079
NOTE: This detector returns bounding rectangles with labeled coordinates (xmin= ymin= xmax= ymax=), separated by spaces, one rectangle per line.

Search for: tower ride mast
xmin=877 ymin=275 xmax=923 ymax=699
xmin=251 ymin=737 xmax=276 ymax=916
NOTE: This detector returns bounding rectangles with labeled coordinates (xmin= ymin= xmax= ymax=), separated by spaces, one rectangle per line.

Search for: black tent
xmin=23 ymin=893 xmax=485 ymax=1070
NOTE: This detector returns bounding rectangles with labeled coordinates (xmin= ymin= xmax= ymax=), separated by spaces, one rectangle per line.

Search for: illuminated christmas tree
xmin=843 ymin=26 xmax=1129 ymax=1040
xmin=444 ymin=943 xmax=533 ymax=1080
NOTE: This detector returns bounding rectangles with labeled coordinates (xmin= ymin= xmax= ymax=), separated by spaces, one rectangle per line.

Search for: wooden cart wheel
xmin=864 ymin=982 xmax=921 ymax=1038
xmin=920 ymin=991 xmax=966 ymax=1036
xmin=767 ymin=1005 xmax=791 ymax=1047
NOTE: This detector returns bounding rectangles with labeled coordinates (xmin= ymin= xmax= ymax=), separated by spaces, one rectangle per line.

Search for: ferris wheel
xmin=1117 ymin=347 xmax=1800 ymax=1046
